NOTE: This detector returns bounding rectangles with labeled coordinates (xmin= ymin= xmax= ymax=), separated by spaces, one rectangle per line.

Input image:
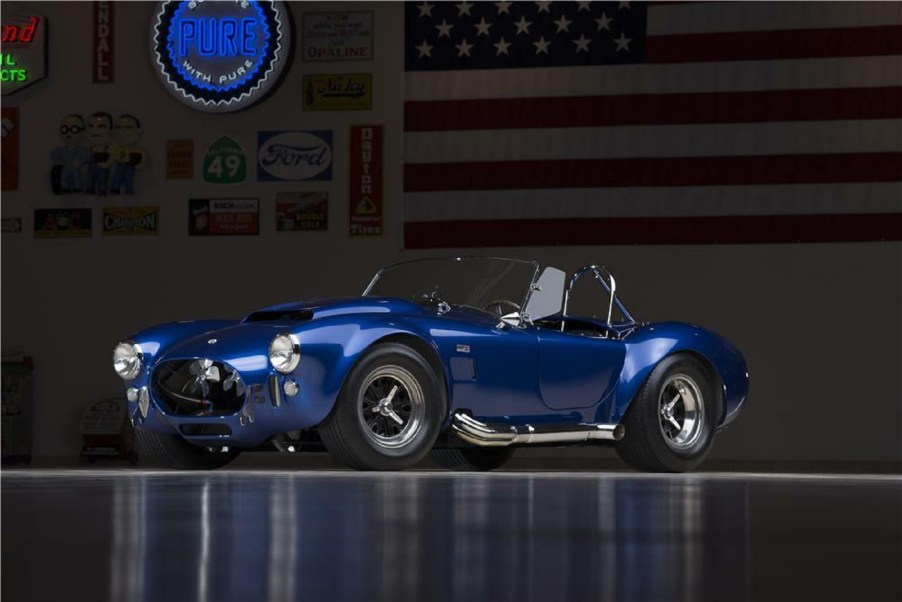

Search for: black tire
xmin=615 ymin=354 xmax=718 ymax=472
xmin=135 ymin=428 xmax=240 ymax=470
xmin=431 ymin=447 xmax=515 ymax=471
xmin=319 ymin=343 xmax=444 ymax=471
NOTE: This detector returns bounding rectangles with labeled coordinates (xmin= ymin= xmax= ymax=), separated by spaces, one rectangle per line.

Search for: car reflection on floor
xmin=3 ymin=471 xmax=900 ymax=601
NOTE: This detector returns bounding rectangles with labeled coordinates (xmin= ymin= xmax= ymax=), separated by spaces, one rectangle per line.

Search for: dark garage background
xmin=1 ymin=1 xmax=900 ymax=470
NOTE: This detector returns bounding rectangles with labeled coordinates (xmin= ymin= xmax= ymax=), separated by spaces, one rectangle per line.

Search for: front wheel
xmin=615 ymin=354 xmax=717 ymax=472
xmin=319 ymin=343 xmax=444 ymax=470
xmin=431 ymin=447 xmax=515 ymax=471
xmin=135 ymin=429 xmax=240 ymax=470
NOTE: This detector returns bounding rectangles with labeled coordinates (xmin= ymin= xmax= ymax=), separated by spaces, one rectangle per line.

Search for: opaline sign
xmin=151 ymin=1 xmax=291 ymax=113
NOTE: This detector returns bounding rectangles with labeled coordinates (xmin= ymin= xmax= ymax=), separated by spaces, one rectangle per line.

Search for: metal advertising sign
xmin=102 ymin=207 xmax=159 ymax=236
xmin=1 ymin=107 xmax=19 ymax=190
xmin=349 ymin=125 xmax=383 ymax=236
xmin=1 ymin=218 xmax=22 ymax=233
xmin=151 ymin=0 xmax=293 ymax=112
xmin=80 ymin=399 xmax=125 ymax=435
xmin=1 ymin=4 xmax=48 ymax=95
xmin=257 ymin=130 xmax=333 ymax=181
xmin=303 ymin=73 xmax=372 ymax=111
xmin=189 ymin=198 xmax=259 ymax=236
xmin=93 ymin=1 xmax=114 ymax=83
xmin=203 ymin=136 xmax=247 ymax=184
xmin=34 ymin=208 xmax=93 ymax=238
xmin=165 ymin=139 xmax=194 ymax=179
xmin=276 ymin=191 xmax=328 ymax=232
xmin=302 ymin=11 xmax=373 ymax=61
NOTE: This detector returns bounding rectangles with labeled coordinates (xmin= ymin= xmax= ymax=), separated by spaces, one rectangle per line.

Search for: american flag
xmin=402 ymin=1 xmax=902 ymax=248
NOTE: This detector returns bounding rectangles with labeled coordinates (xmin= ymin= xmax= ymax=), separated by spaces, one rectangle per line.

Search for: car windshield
xmin=364 ymin=257 xmax=539 ymax=312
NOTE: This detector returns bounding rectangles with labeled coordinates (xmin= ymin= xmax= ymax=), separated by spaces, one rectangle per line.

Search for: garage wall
xmin=2 ymin=1 xmax=900 ymax=464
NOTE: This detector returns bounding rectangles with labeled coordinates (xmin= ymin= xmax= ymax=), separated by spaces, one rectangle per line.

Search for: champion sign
xmin=103 ymin=207 xmax=159 ymax=236
xmin=257 ymin=130 xmax=333 ymax=181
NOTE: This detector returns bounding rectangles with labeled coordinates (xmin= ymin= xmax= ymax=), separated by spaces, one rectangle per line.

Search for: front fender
xmin=287 ymin=316 xmax=445 ymax=429
xmin=605 ymin=322 xmax=749 ymax=427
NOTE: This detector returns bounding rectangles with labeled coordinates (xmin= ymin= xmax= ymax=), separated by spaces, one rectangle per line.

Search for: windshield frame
xmin=363 ymin=256 xmax=541 ymax=314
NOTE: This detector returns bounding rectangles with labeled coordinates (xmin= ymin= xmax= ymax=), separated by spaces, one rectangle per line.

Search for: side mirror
xmin=497 ymin=312 xmax=523 ymax=329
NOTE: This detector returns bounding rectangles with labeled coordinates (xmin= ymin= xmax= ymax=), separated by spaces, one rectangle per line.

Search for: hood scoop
xmin=243 ymin=297 xmax=422 ymax=324
xmin=243 ymin=309 xmax=314 ymax=323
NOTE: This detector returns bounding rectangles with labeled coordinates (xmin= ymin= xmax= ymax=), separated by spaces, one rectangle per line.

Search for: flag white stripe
xmin=403 ymin=119 xmax=902 ymax=163
xmin=647 ymin=2 xmax=902 ymax=36
xmin=404 ymin=56 xmax=902 ymax=101
xmin=403 ymin=183 xmax=902 ymax=221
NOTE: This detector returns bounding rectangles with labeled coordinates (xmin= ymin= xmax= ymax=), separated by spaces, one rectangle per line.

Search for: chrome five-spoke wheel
xmin=658 ymin=374 xmax=705 ymax=451
xmin=318 ymin=343 xmax=442 ymax=470
xmin=357 ymin=365 xmax=426 ymax=450
xmin=615 ymin=354 xmax=717 ymax=472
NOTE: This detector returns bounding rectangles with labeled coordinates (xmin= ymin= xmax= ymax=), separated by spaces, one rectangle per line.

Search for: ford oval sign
xmin=257 ymin=131 xmax=333 ymax=181
xmin=151 ymin=0 xmax=292 ymax=113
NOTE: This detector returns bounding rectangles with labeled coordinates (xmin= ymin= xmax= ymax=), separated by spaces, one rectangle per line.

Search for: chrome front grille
xmin=153 ymin=359 xmax=247 ymax=417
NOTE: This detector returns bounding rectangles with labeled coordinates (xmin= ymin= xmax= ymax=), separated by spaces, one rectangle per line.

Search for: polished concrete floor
xmin=2 ymin=470 xmax=901 ymax=602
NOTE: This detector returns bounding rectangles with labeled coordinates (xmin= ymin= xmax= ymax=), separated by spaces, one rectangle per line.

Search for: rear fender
xmin=603 ymin=322 xmax=749 ymax=426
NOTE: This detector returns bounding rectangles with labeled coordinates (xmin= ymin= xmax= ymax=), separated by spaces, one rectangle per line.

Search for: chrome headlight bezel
xmin=268 ymin=333 xmax=300 ymax=374
xmin=113 ymin=341 xmax=144 ymax=381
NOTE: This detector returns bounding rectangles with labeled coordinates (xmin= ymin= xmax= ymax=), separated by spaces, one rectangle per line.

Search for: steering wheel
xmin=482 ymin=299 xmax=521 ymax=316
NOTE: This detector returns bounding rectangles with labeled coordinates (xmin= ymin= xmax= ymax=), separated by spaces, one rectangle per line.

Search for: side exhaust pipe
xmin=451 ymin=412 xmax=624 ymax=447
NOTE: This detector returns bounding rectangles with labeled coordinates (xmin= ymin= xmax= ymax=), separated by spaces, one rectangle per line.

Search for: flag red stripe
xmin=404 ymin=213 xmax=902 ymax=248
xmin=645 ymin=25 xmax=902 ymax=64
xmin=404 ymin=86 xmax=902 ymax=131
xmin=404 ymin=152 xmax=902 ymax=192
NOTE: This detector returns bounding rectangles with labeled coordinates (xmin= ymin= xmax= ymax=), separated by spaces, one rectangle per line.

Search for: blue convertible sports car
xmin=113 ymin=257 xmax=748 ymax=472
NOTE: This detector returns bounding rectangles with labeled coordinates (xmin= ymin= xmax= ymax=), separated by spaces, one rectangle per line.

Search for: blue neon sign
xmin=176 ymin=18 xmax=257 ymax=56
xmin=151 ymin=1 xmax=292 ymax=113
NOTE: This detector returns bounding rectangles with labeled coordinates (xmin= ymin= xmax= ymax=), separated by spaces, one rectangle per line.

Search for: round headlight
xmin=113 ymin=342 xmax=143 ymax=380
xmin=269 ymin=333 xmax=300 ymax=374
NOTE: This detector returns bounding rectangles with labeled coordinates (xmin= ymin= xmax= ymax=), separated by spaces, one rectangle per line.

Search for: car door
xmin=432 ymin=313 xmax=544 ymax=420
xmin=535 ymin=328 xmax=625 ymax=410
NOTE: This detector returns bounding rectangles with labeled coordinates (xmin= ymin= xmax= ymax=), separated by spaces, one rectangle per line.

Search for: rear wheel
xmin=135 ymin=429 xmax=239 ymax=470
xmin=615 ymin=354 xmax=717 ymax=472
xmin=319 ymin=343 xmax=443 ymax=471
xmin=431 ymin=447 xmax=515 ymax=471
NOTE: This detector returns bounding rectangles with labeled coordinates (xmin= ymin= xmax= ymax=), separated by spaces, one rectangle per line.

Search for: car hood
xmin=157 ymin=321 xmax=292 ymax=367
xmin=243 ymin=296 xmax=425 ymax=323
xmin=157 ymin=297 xmax=426 ymax=361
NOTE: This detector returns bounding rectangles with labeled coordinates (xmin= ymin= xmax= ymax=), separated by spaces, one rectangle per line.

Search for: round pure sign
xmin=150 ymin=0 xmax=292 ymax=113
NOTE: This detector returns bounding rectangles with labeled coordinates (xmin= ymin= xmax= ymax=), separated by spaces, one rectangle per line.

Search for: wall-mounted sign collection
xmin=10 ymin=6 xmax=386 ymax=240
xmin=151 ymin=0 xmax=293 ymax=113
xmin=1 ymin=4 xmax=48 ymax=95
